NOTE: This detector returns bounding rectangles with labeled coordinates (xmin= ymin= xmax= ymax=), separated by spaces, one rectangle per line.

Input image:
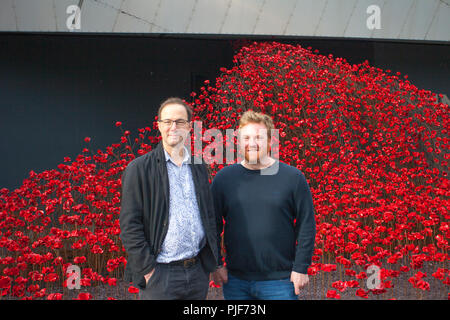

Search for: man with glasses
xmin=120 ymin=97 xmax=218 ymax=299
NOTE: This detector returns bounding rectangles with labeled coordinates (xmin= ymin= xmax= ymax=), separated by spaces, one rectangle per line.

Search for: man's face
xmin=158 ymin=103 xmax=191 ymax=148
xmin=239 ymin=122 xmax=271 ymax=164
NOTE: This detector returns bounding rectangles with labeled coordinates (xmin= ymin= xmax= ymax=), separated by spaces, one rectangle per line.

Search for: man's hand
xmin=290 ymin=271 xmax=309 ymax=295
xmin=144 ymin=268 xmax=155 ymax=285
xmin=211 ymin=265 xmax=228 ymax=287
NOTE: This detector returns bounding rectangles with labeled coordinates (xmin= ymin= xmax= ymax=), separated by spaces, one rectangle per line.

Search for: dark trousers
xmin=138 ymin=260 xmax=209 ymax=300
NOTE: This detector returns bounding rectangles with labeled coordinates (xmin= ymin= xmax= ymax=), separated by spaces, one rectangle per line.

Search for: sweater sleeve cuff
xmin=292 ymin=264 xmax=310 ymax=274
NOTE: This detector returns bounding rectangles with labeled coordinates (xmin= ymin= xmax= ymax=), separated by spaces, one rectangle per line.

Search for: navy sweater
xmin=212 ymin=161 xmax=316 ymax=281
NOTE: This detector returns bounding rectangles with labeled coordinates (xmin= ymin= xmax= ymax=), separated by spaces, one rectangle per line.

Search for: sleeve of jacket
xmin=211 ymin=173 xmax=225 ymax=267
xmin=200 ymin=164 xmax=219 ymax=251
xmin=119 ymin=160 xmax=156 ymax=279
xmin=292 ymin=172 xmax=317 ymax=274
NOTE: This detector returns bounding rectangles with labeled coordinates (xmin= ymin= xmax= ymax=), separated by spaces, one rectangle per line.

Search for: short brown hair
xmin=158 ymin=97 xmax=193 ymax=121
xmin=238 ymin=110 xmax=274 ymax=139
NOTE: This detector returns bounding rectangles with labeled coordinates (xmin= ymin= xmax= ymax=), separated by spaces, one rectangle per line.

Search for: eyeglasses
xmin=157 ymin=119 xmax=189 ymax=127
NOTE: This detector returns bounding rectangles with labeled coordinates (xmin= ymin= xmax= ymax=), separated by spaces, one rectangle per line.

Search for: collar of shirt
xmin=163 ymin=146 xmax=190 ymax=166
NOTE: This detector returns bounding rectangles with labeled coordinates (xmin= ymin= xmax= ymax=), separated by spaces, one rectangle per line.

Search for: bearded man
xmin=211 ymin=110 xmax=316 ymax=300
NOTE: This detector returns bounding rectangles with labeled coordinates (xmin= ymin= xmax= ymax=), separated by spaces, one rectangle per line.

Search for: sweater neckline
xmin=239 ymin=160 xmax=280 ymax=175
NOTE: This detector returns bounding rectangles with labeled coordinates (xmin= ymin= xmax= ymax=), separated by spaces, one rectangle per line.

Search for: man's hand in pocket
xmin=144 ymin=268 xmax=155 ymax=285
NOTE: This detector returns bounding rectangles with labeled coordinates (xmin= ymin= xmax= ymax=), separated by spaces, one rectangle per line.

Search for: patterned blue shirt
xmin=156 ymin=146 xmax=206 ymax=263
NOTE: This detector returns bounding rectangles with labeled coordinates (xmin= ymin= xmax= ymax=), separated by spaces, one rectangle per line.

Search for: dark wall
xmin=0 ymin=34 xmax=235 ymax=190
xmin=0 ymin=33 xmax=448 ymax=190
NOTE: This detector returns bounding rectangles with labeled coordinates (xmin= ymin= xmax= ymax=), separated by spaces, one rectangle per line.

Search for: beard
xmin=244 ymin=146 xmax=269 ymax=165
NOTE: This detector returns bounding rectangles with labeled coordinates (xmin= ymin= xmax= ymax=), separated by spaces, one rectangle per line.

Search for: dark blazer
xmin=119 ymin=142 xmax=218 ymax=289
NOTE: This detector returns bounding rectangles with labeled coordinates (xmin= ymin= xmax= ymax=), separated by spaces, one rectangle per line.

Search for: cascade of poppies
xmin=0 ymin=41 xmax=448 ymax=300
xmin=191 ymin=41 xmax=449 ymax=298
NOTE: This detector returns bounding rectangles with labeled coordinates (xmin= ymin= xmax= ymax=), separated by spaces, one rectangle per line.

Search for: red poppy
xmin=76 ymin=292 xmax=93 ymax=300
xmin=128 ymin=286 xmax=139 ymax=294
xmin=0 ymin=276 xmax=11 ymax=290
xmin=74 ymin=256 xmax=87 ymax=264
xmin=47 ymin=293 xmax=63 ymax=300
xmin=107 ymin=278 xmax=117 ymax=286
xmin=356 ymin=288 xmax=369 ymax=299
xmin=326 ymin=290 xmax=341 ymax=299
